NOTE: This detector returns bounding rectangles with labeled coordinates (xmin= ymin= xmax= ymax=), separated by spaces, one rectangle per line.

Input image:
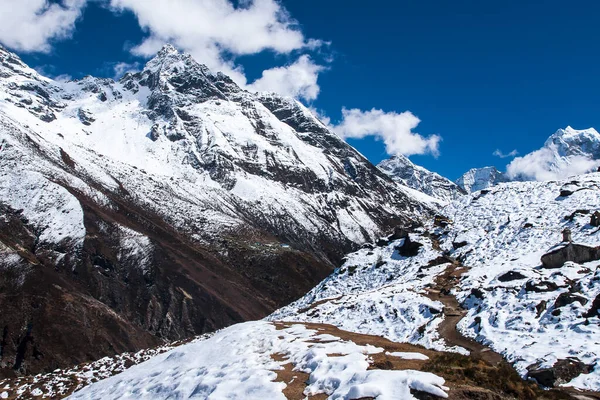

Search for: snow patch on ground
xmin=69 ymin=321 xmax=449 ymax=399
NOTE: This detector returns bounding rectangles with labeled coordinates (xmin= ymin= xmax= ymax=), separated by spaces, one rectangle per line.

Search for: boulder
xmin=527 ymin=358 xmax=593 ymax=387
xmin=591 ymin=211 xmax=600 ymax=227
xmin=540 ymin=243 xmax=600 ymax=269
xmin=583 ymin=294 xmax=600 ymax=318
xmin=388 ymin=226 xmax=410 ymax=241
xmin=525 ymin=280 xmax=560 ymax=293
xmin=552 ymin=292 xmax=588 ymax=308
xmin=497 ymin=271 xmax=527 ymax=282
xmin=395 ymin=235 xmax=423 ymax=257
xmin=560 ymin=189 xmax=574 ymax=197
xmin=453 ymin=240 xmax=468 ymax=249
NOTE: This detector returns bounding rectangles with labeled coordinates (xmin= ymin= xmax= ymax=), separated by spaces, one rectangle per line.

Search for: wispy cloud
xmin=112 ymin=61 xmax=141 ymax=79
xmin=493 ymin=149 xmax=519 ymax=158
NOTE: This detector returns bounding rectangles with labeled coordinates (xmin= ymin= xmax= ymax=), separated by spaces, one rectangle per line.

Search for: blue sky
xmin=4 ymin=0 xmax=600 ymax=180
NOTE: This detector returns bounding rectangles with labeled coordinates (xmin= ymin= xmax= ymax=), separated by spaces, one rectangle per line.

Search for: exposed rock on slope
xmin=0 ymin=44 xmax=430 ymax=376
xmin=271 ymin=173 xmax=600 ymax=392
xmin=378 ymin=154 xmax=465 ymax=201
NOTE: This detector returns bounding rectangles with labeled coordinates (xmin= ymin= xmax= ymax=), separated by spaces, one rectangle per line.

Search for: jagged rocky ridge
xmin=0 ymin=44 xmax=431 ymax=376
xmin=378 ymin=154 xmax=465 ymax=201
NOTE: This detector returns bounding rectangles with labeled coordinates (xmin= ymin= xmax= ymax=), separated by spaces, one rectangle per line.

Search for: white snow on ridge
xmin=269 ymin=235 xmax=468 ymax=355
xmin=442 ymin=174 xmax=600 ymax=389
xmin=0 ymin=44 xmax=430 ymax=253
xmin=69 ymin=321 xmax=449 ymax=399
xmin=271 ymin=173 xmax=600 ymax=391
xmin=378 ymin=154 xmax=464 ymax=202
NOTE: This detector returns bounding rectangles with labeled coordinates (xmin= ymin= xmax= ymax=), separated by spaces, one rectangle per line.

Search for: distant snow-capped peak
xmin=377 ymin=154 xmax=465 ymax=202
xmin=506 ymin=126 xmax=600 ymax=181
xmin=455 ymin=166 xmax=510 ymax=193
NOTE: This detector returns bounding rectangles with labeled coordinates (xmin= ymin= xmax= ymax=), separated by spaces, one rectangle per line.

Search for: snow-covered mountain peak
xmin=505 ymin=126 xmax=600 ymax=181
xmin=544 ymin=126 xmax=600 ymax=153
xmin=0 ymin=45 xmax=47 ymax=83
xmin=377 ymin=154 xmax=465 ymax=202
xmin=0 ymin=45 xmax=437 ymax=375
xmin=455 ymin=166 xmax=509 ymax=193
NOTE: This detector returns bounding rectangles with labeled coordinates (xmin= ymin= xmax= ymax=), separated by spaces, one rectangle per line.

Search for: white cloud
xmin=0 ymin=0 xmax=87 ymax=53
xmin=109 ymin=0 xmax=326 ymax=99
xmin=112 ymin=61 xmax=141 ymax=79
xmin=248 ymin=55 xmax=324 ymax=101
xmin=332 ymin=108 xmax=441 ymax=157
xmin=493 ymin=149 xmax=519 ymax=158
xmin=0 ymin=0 xmax=328 ymax=100
xmin=53 ymin=73 xmax=73 ymax=82
xmin=506 ymin=146 xmax=600 ymax=181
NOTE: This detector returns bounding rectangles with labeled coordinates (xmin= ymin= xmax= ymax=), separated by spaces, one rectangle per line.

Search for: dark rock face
xmin=395 ymin=235 xmax=423 ymax=257
xmin=497 ymin=271 xmax=527 ymax=282
xmin=591 ymin=211 xmax=600 ymax=227
xmin=583 ymin=294 xmax=600 ymax=318
xmin=559 ymin=189 xmax=574 ymax=197
xmin=527 ymin=358 xmax=593 ymax=387
xmin=525 ymin=280 xmax=560 ymax=293
xmin=540 ymin=243 xmax=600 ymax=269
xmin=553 ymin=292 xmax=588 ymax=308
xmin=0 ymin=185 xmax=332 ymax=377
xmin=453 ymin=241 xmax=468 ymax=250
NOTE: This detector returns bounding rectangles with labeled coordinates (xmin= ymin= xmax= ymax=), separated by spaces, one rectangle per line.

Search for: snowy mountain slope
xmin=271 ymin=173 xmax=600 ymax=391
xmin=68 ymin=321 xmax=449 ymax=400
xmin=378 ymin=155 xmax=465 ymax=202
xmin=0 ymin=44 xmax=432 ymax=376
xmin=442 ymin=174 xmax=600 ymax=390
xmin=269 ymin=232 xmax=468 ymax=355
xmin=455 ymin=166 xmax=510 ymax=193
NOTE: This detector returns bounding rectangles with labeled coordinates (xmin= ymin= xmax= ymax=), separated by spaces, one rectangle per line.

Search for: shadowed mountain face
xmin=0 ymin=44 xmax=430 ymax=376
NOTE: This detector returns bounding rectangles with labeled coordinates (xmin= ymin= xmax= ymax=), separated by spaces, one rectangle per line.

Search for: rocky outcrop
xmin=527 ymin=358 xmax=594 ymax=387
xmin=540 ymin=243 xmax=600 ymax=269
xmin=591 ymin=211 xmax=600 ymax=227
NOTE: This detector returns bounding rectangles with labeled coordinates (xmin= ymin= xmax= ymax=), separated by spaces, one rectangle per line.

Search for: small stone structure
xmin=541 ymin=242 xmax=600 ymax=269
xmin=562 ymin=228 xmax=572 ymax=242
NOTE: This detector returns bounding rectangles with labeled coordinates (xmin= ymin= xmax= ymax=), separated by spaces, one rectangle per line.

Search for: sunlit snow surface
xmin=444 ymin=175 xmax=600 ymax=390
xmin=0 ymin=44 xmax=430 ymax=270
xmin=69 ymin=321 xmax=448 ymax=399
xmin=269 ymin=234 xmax=468 ymax=354
xmin=273 ymin=174 xmax=600 ymax=390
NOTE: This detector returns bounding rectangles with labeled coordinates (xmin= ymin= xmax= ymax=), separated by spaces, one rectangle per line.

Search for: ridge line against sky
xmin=0 ymin=0 xmax=599 ymax=180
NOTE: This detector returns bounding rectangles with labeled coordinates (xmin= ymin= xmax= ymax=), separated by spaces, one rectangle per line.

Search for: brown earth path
xmin=424 ymin=261 xmax=504 ymax=365
xmin=422 ymin=259 xmax=600 ymax=400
